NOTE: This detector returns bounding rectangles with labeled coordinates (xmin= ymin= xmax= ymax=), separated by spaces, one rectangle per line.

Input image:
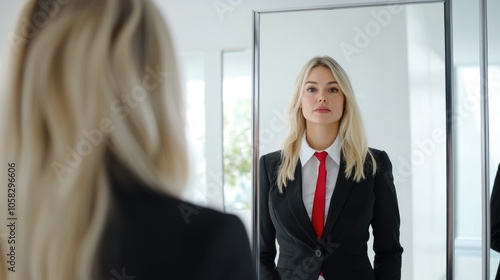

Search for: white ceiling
xmin=153 ymin=0 xmax=443 ymax=51
xmin=153 ymin=0 xmax=498 ymax=64
xmin=0 ymin=0 xmax=498 ymax=68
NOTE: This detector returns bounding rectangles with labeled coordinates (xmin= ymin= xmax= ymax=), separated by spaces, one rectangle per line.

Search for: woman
xmin=0 ymin=0 xmax=255 ymax=279
xmin=259 ymin=56 xmax=403 ymax=280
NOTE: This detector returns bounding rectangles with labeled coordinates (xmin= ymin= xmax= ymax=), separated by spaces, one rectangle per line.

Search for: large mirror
xmin=254 ymin=2 xmax=447 ymax=279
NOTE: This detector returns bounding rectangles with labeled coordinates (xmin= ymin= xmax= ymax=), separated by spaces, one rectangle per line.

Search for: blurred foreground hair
xmin=0 ymin=0 xmax=188 ymax=278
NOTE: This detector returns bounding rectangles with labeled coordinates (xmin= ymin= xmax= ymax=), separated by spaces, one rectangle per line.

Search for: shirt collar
xmin=299 ymin=132 xmax=342 ymax=167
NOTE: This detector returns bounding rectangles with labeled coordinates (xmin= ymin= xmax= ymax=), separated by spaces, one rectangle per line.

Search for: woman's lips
xmin=315 ymin=107 xmax=331 ymax=113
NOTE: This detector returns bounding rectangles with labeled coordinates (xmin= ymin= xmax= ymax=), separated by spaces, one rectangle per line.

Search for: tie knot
xmin=314 ymin=151 xmax=328 ymax=162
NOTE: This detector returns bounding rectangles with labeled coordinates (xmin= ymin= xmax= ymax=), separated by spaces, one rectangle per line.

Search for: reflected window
xmin=179 ymin=53 xmax=207 ymax=205
xmin=222 ymin=50 xmax=252 ymax=231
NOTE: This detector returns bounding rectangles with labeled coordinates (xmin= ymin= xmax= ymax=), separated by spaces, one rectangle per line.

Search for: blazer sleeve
xmin=371 ymin=150 xmax=404 ymax=280
xmin=491 ymin=163 xmax=500 ymax=252
xmin=259 ymin=155 xmax=280 ymax=280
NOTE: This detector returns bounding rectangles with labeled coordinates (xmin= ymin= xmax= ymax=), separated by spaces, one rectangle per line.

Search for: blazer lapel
xmin=322 ymin=156 xmax=355 ymax=239
xmin=285 ymin=159 xmax=318 ymax=247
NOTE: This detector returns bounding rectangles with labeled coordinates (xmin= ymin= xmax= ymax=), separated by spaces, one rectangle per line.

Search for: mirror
xmin=254 ymin=2 xmax=446 ymax=279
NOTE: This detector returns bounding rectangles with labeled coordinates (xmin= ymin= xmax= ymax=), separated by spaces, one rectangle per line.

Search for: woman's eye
xmin=329 ymin=88 xmax=339 ymax=93
xmin=306 ymin=88 xmax=316 ymax=93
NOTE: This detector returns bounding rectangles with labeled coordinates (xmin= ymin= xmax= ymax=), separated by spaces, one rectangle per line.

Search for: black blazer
xmin=259 ymin=148 xmax=403 ymax=280
xmin=490 ymin=163 xmax=500 ymax=280
xmin=99 ymin=173 xmax=256 ymax=280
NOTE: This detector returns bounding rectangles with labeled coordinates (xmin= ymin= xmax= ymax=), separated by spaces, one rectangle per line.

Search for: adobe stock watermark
xmin=51 ymin=65 xmax=170 ymax=182
xmin=178 ymin=169 xmax=226 ymax=225
xmin=213 ymin=0 xmax=245 ymax=21
xmin=110 ymin=267 xmax=135 ymax=280
xmin=9 ymin=0 xmax=72 ymax=53
xmin=340 ymin=3 xmax=403 ymax=63
xmin=178 ymin=201 xmax=202 ymax=225
xmin=392 ymin=128 xmax=445 ymax=185
xmin=391 ymin=80 xmax=500 ymax=185
xmin=178 ymin=168 xmax=250 ymax=225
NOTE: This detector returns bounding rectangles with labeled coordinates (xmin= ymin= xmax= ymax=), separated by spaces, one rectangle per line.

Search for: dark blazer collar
xmin=285 ymin=154 xmax=355 ymax=246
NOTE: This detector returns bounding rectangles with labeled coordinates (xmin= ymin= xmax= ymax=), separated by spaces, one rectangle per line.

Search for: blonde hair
xmin=0 ymin=0 xmax=188 ymax=279
xmin=277 ymin=56 xmax=376 ymax=192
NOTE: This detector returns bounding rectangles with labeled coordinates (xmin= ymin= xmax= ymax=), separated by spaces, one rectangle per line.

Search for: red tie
xmin=312 ymin=151 xmax=327 ymax=239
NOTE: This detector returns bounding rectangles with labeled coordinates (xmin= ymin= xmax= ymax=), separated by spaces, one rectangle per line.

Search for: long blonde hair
xmin=277 ymin=56 xmax=376 ymax=192
xmin=0 ymin=0 xmax=188 ymax=279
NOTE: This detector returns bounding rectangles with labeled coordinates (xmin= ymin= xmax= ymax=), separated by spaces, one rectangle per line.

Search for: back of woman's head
xmin=0 ymin=0 xmax=187 ymax=278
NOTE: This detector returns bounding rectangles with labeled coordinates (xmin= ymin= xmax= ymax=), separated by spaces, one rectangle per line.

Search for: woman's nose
xmin=317 ymin=93 xmax=327 ymax=102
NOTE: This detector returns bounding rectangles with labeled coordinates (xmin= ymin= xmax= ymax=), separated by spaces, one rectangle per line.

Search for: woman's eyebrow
xmin=305 ymin=81 xmax=338 ymax=85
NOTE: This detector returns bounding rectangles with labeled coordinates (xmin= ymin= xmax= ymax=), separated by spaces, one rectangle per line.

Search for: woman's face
xmin=300 ymin=66 xmax=345 ymax=128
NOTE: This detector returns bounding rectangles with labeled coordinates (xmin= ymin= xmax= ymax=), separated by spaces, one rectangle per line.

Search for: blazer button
xmin=315 ymin=249 xmax=322 ymax=257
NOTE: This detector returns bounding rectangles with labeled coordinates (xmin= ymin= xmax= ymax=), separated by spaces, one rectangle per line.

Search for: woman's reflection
xmin=259 ymin=56 xmax=403 ymax=280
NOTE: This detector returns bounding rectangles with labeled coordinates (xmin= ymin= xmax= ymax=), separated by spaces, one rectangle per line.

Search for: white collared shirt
xmin=299 ymin=133 xmax=341 ymax=225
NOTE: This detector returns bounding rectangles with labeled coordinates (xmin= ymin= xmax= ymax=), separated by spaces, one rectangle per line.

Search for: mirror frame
xmin=251 ymin=1 xmax=458 ymax=279
xmin=479 ymin=0 xmax=491 ymax=276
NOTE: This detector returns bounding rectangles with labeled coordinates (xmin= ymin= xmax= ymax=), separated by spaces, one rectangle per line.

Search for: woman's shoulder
xmin=114 ymin=184 xmax=245 ymax=234
xmin=166 ymin=195 xmax=245 ymax=230
xmin=367 ymin=147 xmax=393 ymax=175
xmin=259 ymin=151 xmax=284 ymax=178
xmin=260 ymin=150 xmax=281 ymax=159
xmin=259 ymin=150 xmax=282 ymax=165
xmin=368 ymin=147 xmax=384 ymax=156
xmin=105 ymin=185 xmax=254 ymax=279
xmin=368 ymin=147 xmax=390 ymax=161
